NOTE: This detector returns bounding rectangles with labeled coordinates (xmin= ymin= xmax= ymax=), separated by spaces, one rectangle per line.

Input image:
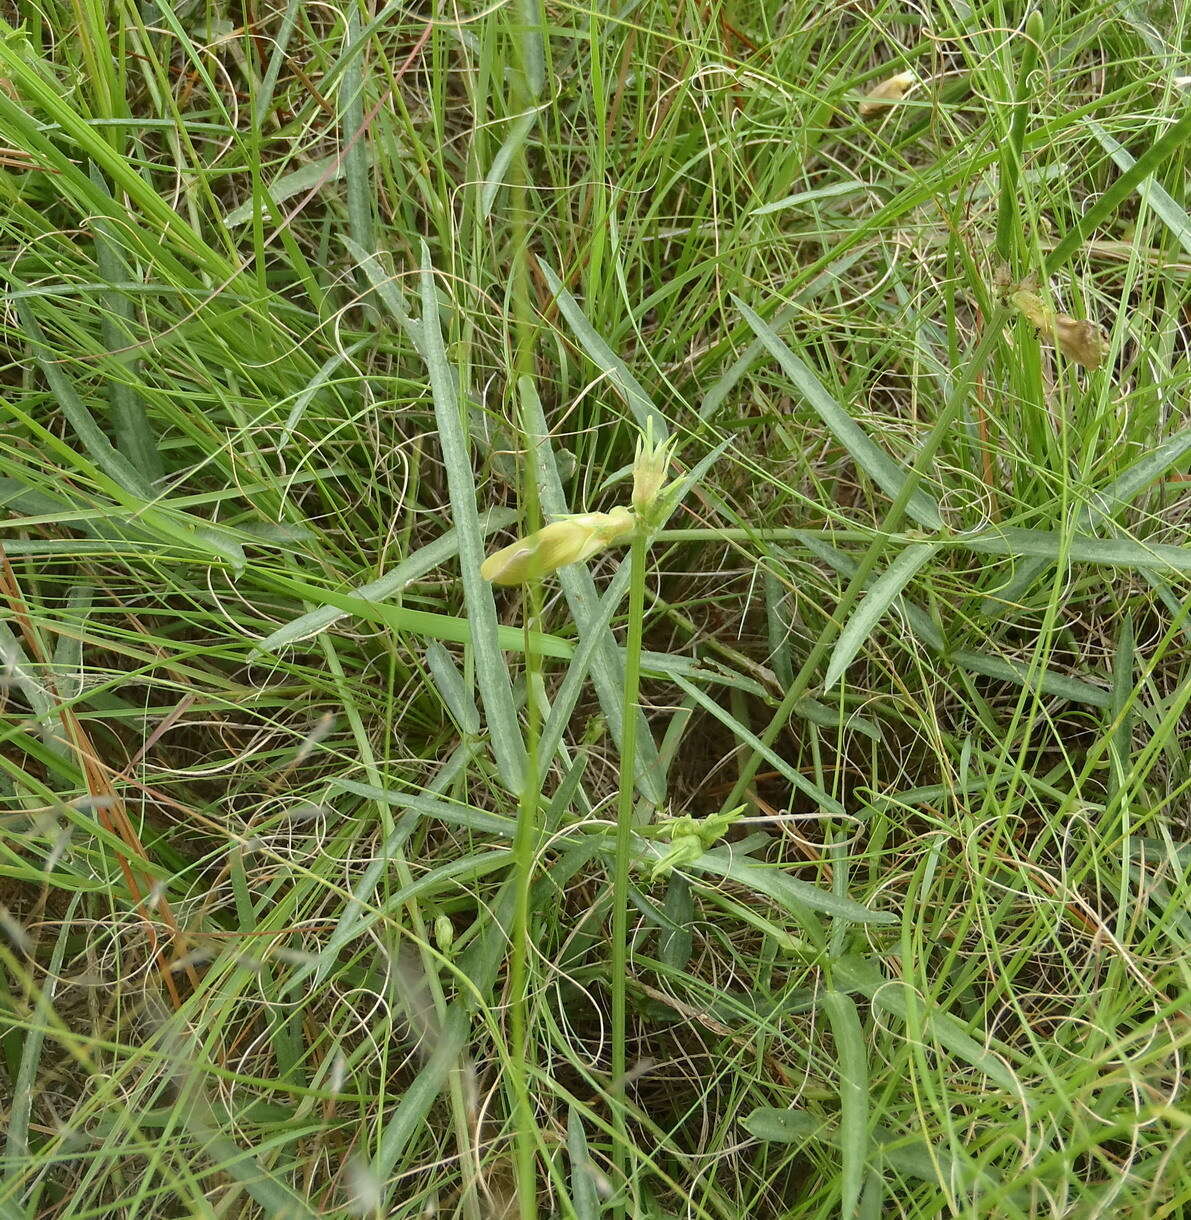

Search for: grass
xmin=0 ymin=1 xmax=1189 ymax=1217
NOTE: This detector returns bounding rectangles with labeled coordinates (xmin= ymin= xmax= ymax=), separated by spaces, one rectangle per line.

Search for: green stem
xmin=611 ymin=525 xmax=648 ymax=1217
xmin=508 ymin=1 xmax=543 ymax=1202
xmin=509 ymin=657 xmax=539 ymax=1220
xmin=995 ymin=10 xmax=1044 ymax=270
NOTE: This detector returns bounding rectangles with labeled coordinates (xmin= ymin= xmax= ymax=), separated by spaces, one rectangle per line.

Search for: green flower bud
xmin=480 ymin=507 xmax=635 ymax=586
xmin=434 ymin=915 xmax=454 ymax=953
xmin=1010 ymin=288 xmax=1053 ymax=332
xmin=631 ymin=424 xmax=677 ymax=520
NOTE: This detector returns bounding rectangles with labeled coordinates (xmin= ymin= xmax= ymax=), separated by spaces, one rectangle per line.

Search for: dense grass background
xmin=1 ymin=1 xmax=1189 ymax=1216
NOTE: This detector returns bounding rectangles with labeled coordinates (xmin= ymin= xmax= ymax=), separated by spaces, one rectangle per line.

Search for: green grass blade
xmin=250 ymin=510 xmax=515 ymax=655
xmin=670 ymin=673 xmax=845 ymax=816
xmin=734 ymin=297 xmax=944 ymax=529
xmin=537 ymin=259 xmax=668 ymax=436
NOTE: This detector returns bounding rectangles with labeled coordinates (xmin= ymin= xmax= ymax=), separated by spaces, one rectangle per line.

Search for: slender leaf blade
xmin=734 ymin=297 xmax=944 ymax=529
xmin=824 ymin=543 xmax=936 ymax=690
xmin=823 ymin=990 xmax=869 ymax=1219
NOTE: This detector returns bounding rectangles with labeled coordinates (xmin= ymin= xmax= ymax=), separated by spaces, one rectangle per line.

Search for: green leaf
xmin=1046 ymin=103 xmax=1191 ymax=273
xmin=224 ymin=153 xmax=346 ymax=225
xmin=698 ymin=248 xmax=868 ymax=421
xmin=49 ymin=584 xmax=91 ymax=701
xmin=567 ymin=1106 xmax=602 ymax=1220
xmin=670 ymin=847 xmax=896 ymax=926
xmin=15 ymin=300 xmax=151 ymax=498
xmin=801 ymin=533 xmax=1113 ymax=707
xmin=373 ymin=1006 xmax=469 ymax=1186
xmin=331 ymin=778 xmax=515 ymax=838
xmin=734 ymin=296 xmax=944 ymax=529
xmin=824 ymin=543 xmax=936 ymax=689
xmin=537 ymin=259 xmax=667 ymax=437
xmin=419 ymin=246 xmax=525 ymax=792
xmin=250 ymin=510 xmax=516 ymax=656
xmin=658 ymin=874 xmax=694 ymax=971
xmin=949 ymin=650 xmax=1110 ymax=709
xmin=425 ymin=642 xmax=480 ymax=735
xmin=1087 ymin=120 xmax=1191 ymax=258
xmin=833 ymin=955 xmax=1019 ymax=1090
xmin=958 ymin=527 xmax=1191 ymax=573
xmin=744 ymin=1107 xmax=997 ymax=1193
xmin=342 ymin=237 xmax=424 ymax=352
xmin=89 ymin=166 xmax=163 ymax=484
xmin=823 ymin=990 xmax=869 ymax=1219
xmin=4 ymin=893 xmax=79 ymax=1168
xmin=481 ymin=112 xmax=537 ymax=218
xmin=279 ymin=337 xmax=368 ymax=446
xmin=752 ymin=180 xmax=865 ymax=215
xmin=981 ymin=428 xmax=1191 ymax=613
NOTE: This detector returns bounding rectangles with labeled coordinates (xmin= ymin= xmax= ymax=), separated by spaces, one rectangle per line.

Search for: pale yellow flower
xmin=859 ymin=71 xmax=916 ymax=118
xmin=480 ymin=508 xmax=635 ymax=586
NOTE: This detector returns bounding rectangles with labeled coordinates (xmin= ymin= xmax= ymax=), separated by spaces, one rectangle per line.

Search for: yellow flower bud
xmin=859 ymin=71 xmax=916 ymax=118
xmin=480 ymin=508 xmax=635 ymax=586
xmin=631 ymin=425 xmax=676 ymax=518
xmin=1009 ymin=288 xmax=1053 ymax=332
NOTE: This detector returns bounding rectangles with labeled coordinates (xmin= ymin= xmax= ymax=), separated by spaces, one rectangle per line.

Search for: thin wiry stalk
xmin=610 ymin=525 xmax=648 ymax=1217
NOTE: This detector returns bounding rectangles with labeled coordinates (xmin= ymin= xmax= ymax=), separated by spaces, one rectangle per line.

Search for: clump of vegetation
xmin=0 ymin=3 xmax=1188 ymax=1218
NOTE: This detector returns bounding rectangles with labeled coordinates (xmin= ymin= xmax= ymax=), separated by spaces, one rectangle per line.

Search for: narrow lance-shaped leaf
xmin=823 ymin=990 xmax=870 ymax=1218
xmin=15 ymin=300 xmax=151 ymax=499
xmin=981 ymin=427 xmax=1191 ymax=614
xmin=1046 ymin=103 xmax=1191 ymax=273
xmin=824 ymin=543 xmax=936 ymax=690
xmin=734 ymin=296 xmax=944 ymax=529
xmin=250 ymin=509 xmax=517 ymax=656
xmin=537 ymin=259 xmax=667 ymax=437
xmin=1088 ymin=120 xmax=1191 ymax=257
xmin=419 ymin=245 xmax=525 ymax=792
